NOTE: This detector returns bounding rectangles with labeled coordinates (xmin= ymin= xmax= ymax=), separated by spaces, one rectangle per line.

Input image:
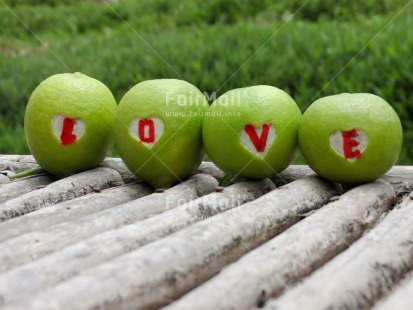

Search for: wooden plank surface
xmin=0 ymin=155 xmax=412 ymax=310
xmin=263 ymin=193 xmax=413 ymax=310
xmin=2 ymin=155 xmax=413 ymax=194
xmin=4 ymin=177 xmax=340 ymax=310
xmin=0 ymin=167 xmax=124 ymax=221
xmin=0 ymin=174 xmax=56 ymax=203
xmin=0 ymin=179 xmax=274 ymax=303
xmin=0 ymin=173 xmax=217 ymax=273
xmin=166 ymin=180 xmax=396 ymax=310
xmin=373 ymin=269 xmax=413 ymax=310
xmin=0 ymin=174 xmax=10 ymax=185
xmin=0 ymin=155 xmax=37 ymax=174
xmin=0 ymin=182 xmax=152 ymax=242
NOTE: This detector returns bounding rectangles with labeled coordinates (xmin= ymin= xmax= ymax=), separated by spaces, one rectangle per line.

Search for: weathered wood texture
xmin=0 ymin=179 xmax=274 ymax=303
xmin=0 ymin=173 xmax=217 ymax=273
xmin=4 ymin=177 xmax=340 ymax=310
xmin=0 ymin=174 xmax=56 ymax=203
xmin=0 ymin=155 xmax=224 ymax=183
xmin=100 ymin=157 xmax=137 ymax=182
xmin=0 ymin=182 xmax=152 ymax=243
xmin=263 ymin=193 xmax=413 ymax=310
xmin=0 ymin=174 xmax=10 ymax=184
xmin=373 ymin=269 xmax=413 ymax=310
xmin=2 ymin=155 xmax=413 ymax=194
xmin=166 ymin=180 xmax=396 ymax=310
xmin=195 ymin=161 xmax=226 ymax=179
xmin=1 ymin=155 xmax=412 ymax=310
xmin=0 ymin=155 xmax=37 ymax=174
xmin=0 ymin=167 xmax=123 ymax=221
xmin=379 ymin=165 xmax=413 ymax=196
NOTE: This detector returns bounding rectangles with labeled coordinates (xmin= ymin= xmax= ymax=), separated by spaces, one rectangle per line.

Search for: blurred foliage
xmin=0 ymin=0 xmax=412 ymax=164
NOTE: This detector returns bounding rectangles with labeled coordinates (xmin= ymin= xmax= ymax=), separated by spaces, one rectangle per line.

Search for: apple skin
xmin=202 ymin=85 xmax=302 ymax=179
xmin=298 ymin=93 xmax=403 ymax=184
xmin=114 ymin=79 xmax=208 ymax=189
xmin=24 ymin=73 xmax=117 ymax=178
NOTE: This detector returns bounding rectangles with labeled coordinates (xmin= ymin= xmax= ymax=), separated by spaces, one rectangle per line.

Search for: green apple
xmin=298 ymin=93 xmax=403 ymax=184
xmin=202 ymin=85 xmax=302 ymax=179
xmin=114 ymin=79 xmax=208 ymax=189
xmin=24 ymin=72 xmax=117 ymax=178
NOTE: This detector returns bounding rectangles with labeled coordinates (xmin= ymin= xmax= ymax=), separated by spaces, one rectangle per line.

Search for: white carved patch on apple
xmin=130 ymin=118 xmax=164 ymax=148
xmin=240 ymin=123 xmax=276 ymax=157
xmin=329 ymin=129 xmax=368 ymax=162
xmin=52 ymin=115 xmax=85 ymax=146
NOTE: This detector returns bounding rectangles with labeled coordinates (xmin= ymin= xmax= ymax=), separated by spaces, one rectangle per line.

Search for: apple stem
xmin=8 ymin=166 xmax=46 ymax=180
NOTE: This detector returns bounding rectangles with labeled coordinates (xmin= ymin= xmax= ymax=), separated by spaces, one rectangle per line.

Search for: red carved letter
xmin=60 ymin=117 xmax=77 ymax=145
xmin=244 ymin=124 xmax=271 ymax=153
xmin=342 ymin=129 xmax=361 ymax=160
xmin=138 ymin=119 xmax=155 ymax=143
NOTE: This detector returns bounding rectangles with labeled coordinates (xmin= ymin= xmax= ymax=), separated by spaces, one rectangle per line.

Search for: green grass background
xmin=0 ymin=0 xmax=412 ymax=164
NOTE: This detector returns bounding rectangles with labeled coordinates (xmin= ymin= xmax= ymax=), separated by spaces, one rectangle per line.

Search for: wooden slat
xmin=0 ymin=174 xmax=56 ymax=203
xmin=196 ymin=161 xmax=226 ymax=179
xmin=0 ymin=156 xmax=226 ymax=188
xmin=0 ymin=155 xmax=226 ymax=183
xmin=0 ymin=155 xmax=37 ymax=174
xmin=0 ymin=174 xmax=10 ymax=184
xmin=271 ymin=164 xmax=413 ymax=196
xmin=2 ymin=155 xmax=412 ymax=194
xmin=0 ymin=173 xmax=217 ymax=273
xmin=262 ymin=193 xmax=413 ymax=310
xmin=103 ymin=159 xmax=225 ymax=183
xmin=0 ymin=182 xmax=153 ymax=243
xmin=270 ymin=165 xmax=314 ymax=187
xmin=6 ymin=177 xmax=340 ymax=310
xmin=1 ymin=154 xmax=413 ymax=309
xmin=373 ymin=269 xmax=413 ymax=310
xmin=166 ymin=180 xmax=396 ymax=310
xmin=380 ymin=165 xmax=413 ymax=196
xmin=0 ymin=167 xmax=123 ymax=221
xmin=0 ymin=179 xmax=275 ymax=303
xmin=100 ymin=157 xmax=137 ymax=183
